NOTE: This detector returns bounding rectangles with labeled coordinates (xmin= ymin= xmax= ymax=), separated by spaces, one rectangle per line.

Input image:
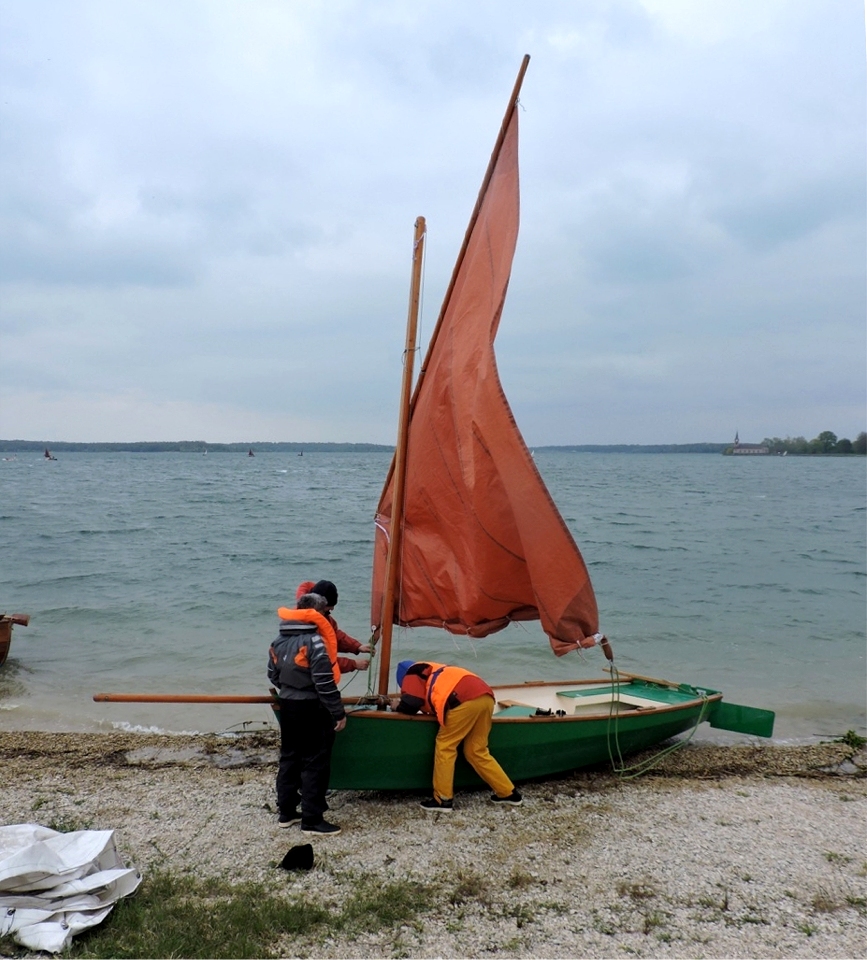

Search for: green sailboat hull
xmin=328 ymin=678 xmax=774 ymax=790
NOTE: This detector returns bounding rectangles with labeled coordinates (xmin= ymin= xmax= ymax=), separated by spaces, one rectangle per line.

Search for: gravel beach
xmin=1 ymin=731 xmax=865 ymax=959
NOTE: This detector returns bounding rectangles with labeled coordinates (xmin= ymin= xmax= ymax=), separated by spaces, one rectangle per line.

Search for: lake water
xmin=1 ymin=451 xmax=864 ymax=742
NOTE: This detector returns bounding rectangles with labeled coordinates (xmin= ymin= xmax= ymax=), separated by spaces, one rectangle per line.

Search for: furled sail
xmin=371 ymin=102 xmax=599 ymax=657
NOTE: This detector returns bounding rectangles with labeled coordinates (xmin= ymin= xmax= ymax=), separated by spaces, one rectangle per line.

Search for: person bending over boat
xmin=268 ymin=592 xmax=346 ymax=836
xmin=285 ymin=580 xmax=371 ymax=674
xmin=392 ymin=660 xmax=523 ymax=812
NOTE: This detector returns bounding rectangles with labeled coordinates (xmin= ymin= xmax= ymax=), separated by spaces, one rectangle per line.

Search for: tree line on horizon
xmin=760 ymin=431 xmax=866 ymax=455
xmin=0 ymin=439 xmax=728 ymax=454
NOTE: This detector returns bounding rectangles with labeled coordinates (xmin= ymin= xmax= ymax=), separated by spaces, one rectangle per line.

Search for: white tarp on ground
xmin=0 ymin=824 xmax=141 ymax=953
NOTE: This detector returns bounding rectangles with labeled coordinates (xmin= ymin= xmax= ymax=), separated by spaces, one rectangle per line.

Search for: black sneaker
xmin=301 ymin=820 xmax=341 ymax=836
xmin=420 ymin=797 xmax=454 ymax=812
xmin=278 ymin=811 xmax=301 ymax=828
xmin=491 ymin=789 xmax=523 ymax=806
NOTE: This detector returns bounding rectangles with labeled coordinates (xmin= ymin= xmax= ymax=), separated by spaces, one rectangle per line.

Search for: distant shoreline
xmin=0 ymin=440 xmax=734 ymax=454
xmin=3 ymin=439 xmax=864 ymax=455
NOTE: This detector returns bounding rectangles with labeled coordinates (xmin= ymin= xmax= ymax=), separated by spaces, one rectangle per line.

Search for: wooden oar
xmin=93 ymin=693 xmax=275 ymax=703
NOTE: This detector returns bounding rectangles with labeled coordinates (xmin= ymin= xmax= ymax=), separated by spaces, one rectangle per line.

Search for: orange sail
xmin=371 ymin=87 xmax=599 ymax=658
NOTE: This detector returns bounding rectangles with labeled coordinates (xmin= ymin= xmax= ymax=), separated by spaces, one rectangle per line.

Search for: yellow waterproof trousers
xmin=432 ymin=694 xmax=514 ymax=802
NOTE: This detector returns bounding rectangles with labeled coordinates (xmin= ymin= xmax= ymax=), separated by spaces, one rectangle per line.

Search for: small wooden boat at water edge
xmin=0 ymin=614 xmax=29 ymax=668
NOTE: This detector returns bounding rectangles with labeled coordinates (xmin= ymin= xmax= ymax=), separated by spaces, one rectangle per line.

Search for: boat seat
xmin=556 ymin=690 xmax=663 ymax=710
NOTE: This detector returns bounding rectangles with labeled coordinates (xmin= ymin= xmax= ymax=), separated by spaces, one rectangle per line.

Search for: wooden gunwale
xmin=344 ymin=692 xmax=723 ymax=723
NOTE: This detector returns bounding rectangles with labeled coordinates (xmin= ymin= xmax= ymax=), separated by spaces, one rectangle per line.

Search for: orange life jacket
xmin=275 ymin=607 xmax=341 ymax=684
xmin=420 ymin=661 xmax=476 ymax=725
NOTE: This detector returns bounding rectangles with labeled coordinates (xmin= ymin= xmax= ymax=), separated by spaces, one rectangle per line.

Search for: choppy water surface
xmin=1 ymin=451 xmax=864 ymax=740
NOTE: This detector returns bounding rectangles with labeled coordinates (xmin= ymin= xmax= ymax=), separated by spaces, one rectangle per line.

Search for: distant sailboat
xmin=43 ymin=448 xmax=57 ymax=461
xmin=248 ymin=448 xmax=255 ymax=457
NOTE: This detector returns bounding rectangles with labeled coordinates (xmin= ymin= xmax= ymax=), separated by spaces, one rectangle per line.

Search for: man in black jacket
xmin=268 ymin=592 xmax=346 ymax=835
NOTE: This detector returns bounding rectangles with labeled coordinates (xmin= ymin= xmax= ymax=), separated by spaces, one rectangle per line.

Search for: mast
xmin=376 ymin=215 xmax=426 ymax=695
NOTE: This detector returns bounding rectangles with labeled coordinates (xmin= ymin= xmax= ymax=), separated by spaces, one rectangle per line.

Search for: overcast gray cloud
xmin=1 ymin=0 xmax=864 ymax=444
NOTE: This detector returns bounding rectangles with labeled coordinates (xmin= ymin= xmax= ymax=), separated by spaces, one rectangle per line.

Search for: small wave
xmin=109 ymin=720 xmax=204 ymax=736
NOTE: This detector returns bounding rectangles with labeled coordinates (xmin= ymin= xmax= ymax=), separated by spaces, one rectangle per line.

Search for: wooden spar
xmin=93 ymin=693 xmax=274 ymax=703
xmin=376 ymin=215 xmax=426 ymax=696
xmin=375 ymin=55 xmax=531 ymax=500
xmin=605 ymin=669 xmax=681 ymax=689
xmin=408 ymin=54 xmax=529 ymax=419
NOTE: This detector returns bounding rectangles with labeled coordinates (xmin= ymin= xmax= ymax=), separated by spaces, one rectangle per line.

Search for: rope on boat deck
xmin=605 ymin=663 xmax=712 ymax=780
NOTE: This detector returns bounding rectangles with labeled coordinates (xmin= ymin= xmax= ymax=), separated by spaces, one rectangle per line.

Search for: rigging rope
xmin=604 ymin=663 xmax=711 ymax=779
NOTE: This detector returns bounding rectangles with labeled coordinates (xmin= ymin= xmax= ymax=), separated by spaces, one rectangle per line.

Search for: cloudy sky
xmin=1 ymin=0 xmax=864 ymax=445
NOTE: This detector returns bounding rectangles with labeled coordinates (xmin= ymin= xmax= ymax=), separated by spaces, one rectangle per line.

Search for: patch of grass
xmin=503 ymin=903 xmax=535 ymax=928
xmin=798 ymin=921 xmax=818 ymax=937
xmin=46 ymin=814 xmax=94 ymax=833
xmin=591 ymin=909 xmax=616 ymax=936
xmin=70 ymin=871 xmax=329 ymax=958
xmin=697 ymin=885 xmax=730 ymax=915
xmin=43 ymin=869 xmax=438 ymax=960
xmin=0 ymin=936 xmax=22 ymax=958
xmin=740 ymin=912 xmax=768 ymax=925
xmin=448 ymin=868 xmax=491 ymax=907
xmin=536 ymin=899 xmax=569 ymax=916
xmin=845 ymin=895 xmax=867 ymax=914
xmin=339 ymin=878 xmax=434 ymax=933
xmin=507 ymin=867 xmax=535 ymax=890
xmin=812 ymin=890 xmax=842 ymax=913
xmin=617 ymin=881 xmax=657 ymax=902
xmin=837 ymin=730 xmax=866 ymax=750
xmin=824 ymin=851 xmax=853 ymax=865
xmin=642 ymin=910 xmax=666 ymax=935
